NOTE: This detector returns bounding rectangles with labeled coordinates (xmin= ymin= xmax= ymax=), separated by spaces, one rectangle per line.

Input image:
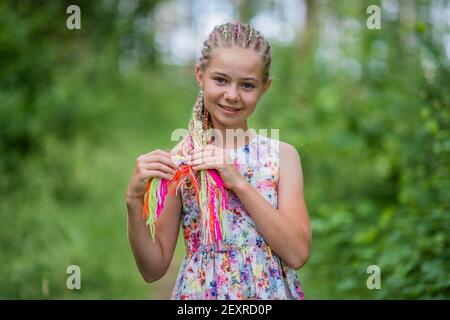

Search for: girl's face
xmin=195 ymin=46 xmax=271 ymax=131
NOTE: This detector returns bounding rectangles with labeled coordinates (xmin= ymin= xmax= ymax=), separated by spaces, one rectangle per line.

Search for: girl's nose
xmin=224 ymin=86 xmax=240 ymax=102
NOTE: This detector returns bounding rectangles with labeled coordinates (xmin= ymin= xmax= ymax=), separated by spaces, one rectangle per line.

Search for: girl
xmin=126 ymin=22 xmax=311 ymax=300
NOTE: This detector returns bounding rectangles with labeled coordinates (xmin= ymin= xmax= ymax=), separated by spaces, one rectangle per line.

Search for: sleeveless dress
xmin=170 ymin=133 xmax=304 ymax=300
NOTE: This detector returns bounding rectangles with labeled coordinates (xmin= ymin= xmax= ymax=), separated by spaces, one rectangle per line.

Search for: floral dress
xmin=170 ymin=133 xmax=304 ymax=300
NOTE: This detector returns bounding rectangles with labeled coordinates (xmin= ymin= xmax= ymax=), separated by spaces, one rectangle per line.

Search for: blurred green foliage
xmin=0 ymin=0 xmax=449 ymax=299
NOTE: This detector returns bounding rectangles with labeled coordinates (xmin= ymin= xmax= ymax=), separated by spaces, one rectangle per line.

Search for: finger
xmin=150 ymin=149 xmax=170 ymax=156
xmin=190 ymin=146 xmax=217 ymax=155
xmin=139 ymin=151 xmax=171 ymax=161
xmin=202 ymin=144 xmax=217 ymax=151
xmin=142 ymin=162 xmax=177 ymax=175
xmin=145 ymin=170 xmax=174 ymax=181
xmin=143 ymin=154 xmax=178 ymax=170
xmin=192 ymin=163 xmax=218 ymax=171
xmin=148 ymin=149 xmax=176 ymax=162
xmin=189 ymin=156 xmax=225 ymax=166
xmin=190 ymin=147 xmax=214 ymax=155
xmin=189 ymin=150 xmax=215 ymax=162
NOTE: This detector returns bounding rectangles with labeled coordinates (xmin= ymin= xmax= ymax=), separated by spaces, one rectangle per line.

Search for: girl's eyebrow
xmin=211 ymin=71 xmax=259 ymax=84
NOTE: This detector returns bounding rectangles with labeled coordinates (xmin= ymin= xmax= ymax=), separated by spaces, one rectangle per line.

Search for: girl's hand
xmin=126 ymin=149 xmax=178 ymax=201
xmin=187 ymin=145 xmax=246 ymax=191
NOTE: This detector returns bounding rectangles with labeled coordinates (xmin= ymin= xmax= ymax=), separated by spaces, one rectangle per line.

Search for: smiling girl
xmin=126 ymin=22 xmax=311 ymax=300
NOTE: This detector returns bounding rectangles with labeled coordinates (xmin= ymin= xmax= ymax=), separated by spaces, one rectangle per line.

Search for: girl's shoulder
xmin=278 ymin=140 xmax=300 ymax=158
xmin=277 ymin=140 xmax=302 ymax=176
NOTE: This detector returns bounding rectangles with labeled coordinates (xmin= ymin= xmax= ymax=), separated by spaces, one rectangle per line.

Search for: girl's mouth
xmin=218 ymin=104 xmax=242 ymax=114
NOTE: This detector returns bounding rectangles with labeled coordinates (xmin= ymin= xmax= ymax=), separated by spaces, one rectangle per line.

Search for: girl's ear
xmin=262 ymin=77 xmax=272 ymax=94
xmin=195 ymin=64 xmax=204 ymax=87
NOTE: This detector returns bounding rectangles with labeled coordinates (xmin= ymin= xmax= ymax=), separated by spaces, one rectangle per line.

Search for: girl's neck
xmin=210 ymin=121 xmax=254 ymax=150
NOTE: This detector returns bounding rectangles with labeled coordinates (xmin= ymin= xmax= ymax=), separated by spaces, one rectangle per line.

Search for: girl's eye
xmin=242 ymin=82 xmax=255 ymax=90
xmin=215 ymin=77 xmax=227 ymax=84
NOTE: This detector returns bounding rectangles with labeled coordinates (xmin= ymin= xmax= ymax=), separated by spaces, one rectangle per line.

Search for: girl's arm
xmin=189 ymin=142 xmax=311 ymax=269
xmin=127 ymin=192 xmax=182 ymax=282
xmin=232 ymin=142 xmax=311 ymax=270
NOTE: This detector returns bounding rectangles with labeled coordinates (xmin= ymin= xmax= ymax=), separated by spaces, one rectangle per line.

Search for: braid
xmin=236 ymin=22 xmax=241 ymax=39
xmin=245 ymin=25 xmax=253 ymax=48
xmin=221 ymin=24 xmax=230 ymax=44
